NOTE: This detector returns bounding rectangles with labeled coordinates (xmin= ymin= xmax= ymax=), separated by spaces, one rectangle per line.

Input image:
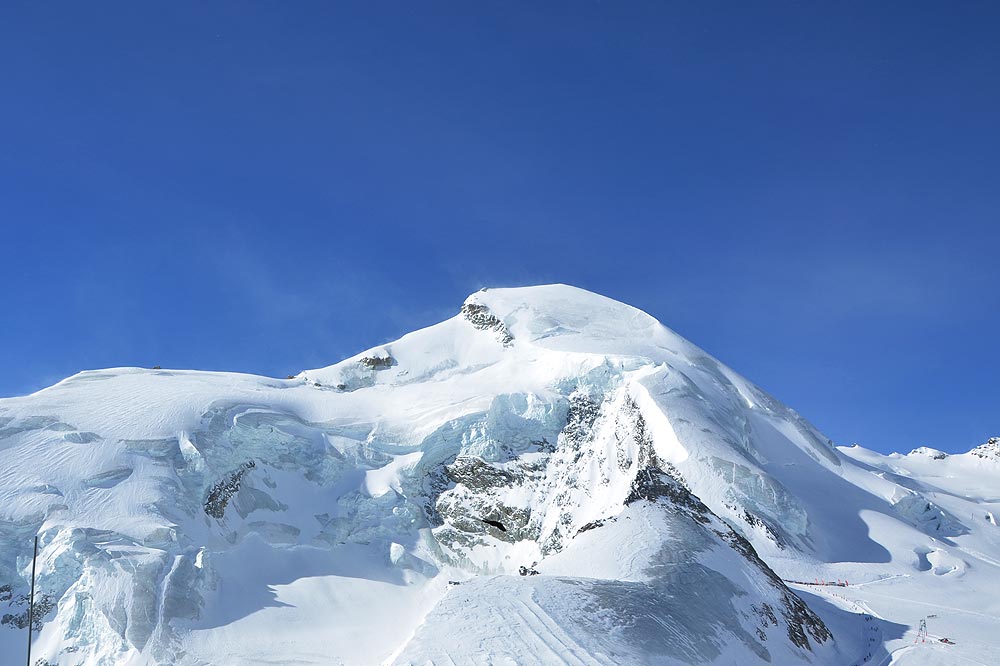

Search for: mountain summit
xmin=1 ymin=285 xmax=997 ymax=665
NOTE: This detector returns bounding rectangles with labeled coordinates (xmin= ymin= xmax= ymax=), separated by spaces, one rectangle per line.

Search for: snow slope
xmin=0 ymin=284 xmax=997 ymax=665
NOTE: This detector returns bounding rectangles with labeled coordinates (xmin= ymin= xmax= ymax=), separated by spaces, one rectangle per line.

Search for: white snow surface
xmin=0 ymin=284 xmax=995 ymax=665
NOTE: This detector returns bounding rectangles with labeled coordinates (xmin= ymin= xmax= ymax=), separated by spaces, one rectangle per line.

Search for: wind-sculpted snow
xmin=1 ymin=284 xmax=998 ymax=665
xmin=398 ymin=482 xmax=833 ymax=665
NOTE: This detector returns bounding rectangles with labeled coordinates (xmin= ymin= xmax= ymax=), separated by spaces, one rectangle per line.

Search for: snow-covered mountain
xmin=0 ymin=284 xmax=997 ymax=665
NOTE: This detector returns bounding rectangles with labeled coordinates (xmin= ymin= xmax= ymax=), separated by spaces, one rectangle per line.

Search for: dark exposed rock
xmin=532 ymin=438 xmax=555 ymax=453
xmin=627 ymin=464 xmax=711 ymax=524
xmin=1 ymin=585 xmax=55 ymax=632
xmin=460 ymin=303 xmax=513 ymax=346
xmin=481 ymin=518 xmax=506 ymax=532
xmin=713 ymin=527 xmax=832 ymax=650
xmin=359 ymin=354 xmax=394 ymax=369
xmin=754 ymin=602 xmax=779 ymax=628
xmin=434 ymin=456 xmax=537 ymax=549
xmin=577 ymin=518 xmax=610 ymax=534
xmin=439 ymin=498 xmax=530 ymax=541
xmin=445 ymin=456 xmax=516 ymax=488
xmin=562 ymin=394 xmax=601 ymax=448
xmin=742 ymin=510 xmax=787 ymax=550
xmin=203 ymin=460 xmax=256 ymax=519
xmin=971 ymin=437 xmax=1000 ymax=462
xmin=421 ymin=460 xmax=455 ymax=526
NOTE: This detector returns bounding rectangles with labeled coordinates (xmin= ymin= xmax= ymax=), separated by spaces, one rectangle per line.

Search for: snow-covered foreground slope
xmin=0 ymin=285 xmax=997 ymax=665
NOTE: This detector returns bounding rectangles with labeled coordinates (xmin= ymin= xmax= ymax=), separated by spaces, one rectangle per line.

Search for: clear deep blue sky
xmin=2 ymin=2 xmax=998 ymax=454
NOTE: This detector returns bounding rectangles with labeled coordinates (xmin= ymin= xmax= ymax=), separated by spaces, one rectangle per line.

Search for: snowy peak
xmin=908 ymin=446 xmax=948 ymax=460
xmin=970 ymin=436 xmax=1000 ymax=462
xmin=301 ymin=283 xmax=710 ymax=399
xmin=461 ymin=284 xmax=694 ymax=357
xmin=274 ymin=284 xmax=847 ymax=561
xmin=2 ymin=284 xmax=999 ymax=665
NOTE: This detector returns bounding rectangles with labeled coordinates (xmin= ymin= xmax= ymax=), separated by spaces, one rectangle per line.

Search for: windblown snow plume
xmin=1 ymin=285 xmax=998 ymax=665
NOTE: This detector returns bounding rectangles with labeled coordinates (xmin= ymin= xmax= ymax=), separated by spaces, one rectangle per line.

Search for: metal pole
xmin=26 ymin=535 xmax=37 ymax=666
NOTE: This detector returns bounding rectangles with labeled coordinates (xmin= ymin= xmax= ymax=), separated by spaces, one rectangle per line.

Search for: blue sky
xmin=1 ymin=2 xmax=997 ymax=454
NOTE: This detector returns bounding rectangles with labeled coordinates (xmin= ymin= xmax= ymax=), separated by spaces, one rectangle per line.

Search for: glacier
xmin=0 ymin=284 xmax=997 ymax=665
